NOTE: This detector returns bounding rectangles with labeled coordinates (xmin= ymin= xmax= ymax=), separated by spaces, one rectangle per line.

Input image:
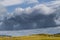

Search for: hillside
xmin=0 ymin=34 xmax=60 ymax=40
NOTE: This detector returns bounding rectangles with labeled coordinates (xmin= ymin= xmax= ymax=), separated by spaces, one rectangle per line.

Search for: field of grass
xmin=0 ymin=34 xmax=60 ymax=40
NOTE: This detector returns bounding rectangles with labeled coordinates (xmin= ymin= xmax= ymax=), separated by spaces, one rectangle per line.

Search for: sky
xmin=0 ymin=0 xmax=60 ymax=35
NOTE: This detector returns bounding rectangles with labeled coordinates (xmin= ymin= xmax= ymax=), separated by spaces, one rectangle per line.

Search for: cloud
xmin=0 ymin=4 xmax=7 ymax=20
xmin=0 ymin=4 xmax=9 ymax=30
xmin=0 ymin=0 xmax=39 ymax=6
xmin=24 ymin=0 xmax=39 ymax=4
xmin=43 ymin=0 xmax=60 ymax=25
xmin=0 ymin=0 xmax=24 ymax=6
xmin=46 ymin=0 xmax=60 ymax=8
xmin=4 ymin=4 xmax=56 ymax=30
xmin=13 ymin=4 xmax=54 ymax=15
xmin=0 ymin=27 xmax=60 ymax=36
xmin=42 ymin=26 xmax=60 ymax=34
xmin=0 ymin=0 xmax=60 ymax=30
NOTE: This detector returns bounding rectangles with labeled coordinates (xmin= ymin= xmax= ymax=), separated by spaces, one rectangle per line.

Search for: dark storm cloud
xmin=0 ymin=0 xmax=60 ymax=30
xmin=8 ymin=12 xmax=56 ymax=30
xmin=0 ymin=4 xmax=57 ymax=30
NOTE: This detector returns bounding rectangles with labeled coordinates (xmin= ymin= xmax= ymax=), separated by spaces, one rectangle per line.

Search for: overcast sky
xmin=0 ymin=0 xmax=60 ymax=34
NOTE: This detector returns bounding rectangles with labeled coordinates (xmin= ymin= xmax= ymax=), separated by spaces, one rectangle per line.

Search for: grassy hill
xmin=0 ymin=34 xmax=60 ymax=40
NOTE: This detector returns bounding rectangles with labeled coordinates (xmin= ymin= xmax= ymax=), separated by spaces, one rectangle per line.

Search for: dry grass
xmin=0 ymin=34 xmax=60 ymax=40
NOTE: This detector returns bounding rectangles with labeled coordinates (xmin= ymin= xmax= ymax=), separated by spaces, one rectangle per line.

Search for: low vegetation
xmin=0 ymin=33 xmax=60 ymax=40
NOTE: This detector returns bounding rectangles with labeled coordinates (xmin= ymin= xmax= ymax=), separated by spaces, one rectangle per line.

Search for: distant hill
xmin=55 ymin=33 xmax=60 ymax=34
xmin=32 ymin=33 xmax=60 ymax=37
xmin=0 ymin=35 xmax=11 ymax=37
